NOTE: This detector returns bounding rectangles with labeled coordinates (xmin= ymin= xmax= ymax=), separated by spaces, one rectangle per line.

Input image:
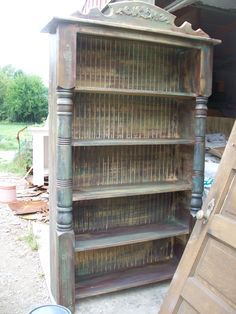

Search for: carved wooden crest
xmin=72 ymin=0 xmax=209 ymax=38
xmin=114 ymin=4 xmax=171 ymax=24
xmin=43 ymin=0 xmax=218 ymax=41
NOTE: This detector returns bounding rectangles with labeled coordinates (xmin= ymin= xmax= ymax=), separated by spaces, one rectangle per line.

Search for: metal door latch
xmin=196 ymin=198 xmax=215 ymax=224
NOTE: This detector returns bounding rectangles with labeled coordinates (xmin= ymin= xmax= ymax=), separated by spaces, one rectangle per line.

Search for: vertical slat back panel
xmin=75 ymin=238 xmax=173 ymax=278
xmin=72 ymin=145 xmax=193 ymax=187
xmin=76 ymin=35 xmax=198 ymax=93
xmin=73 ymin=94 xmax=194 ymax=140
xmin=73 ymin=193 xmax=190 ymax=233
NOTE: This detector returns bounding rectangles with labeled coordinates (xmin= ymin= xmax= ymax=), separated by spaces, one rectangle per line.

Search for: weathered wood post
xmin=56 ymin=88 xmax=75 ymax=311
xmin=191 ymin=96 xmax=208 ymax=216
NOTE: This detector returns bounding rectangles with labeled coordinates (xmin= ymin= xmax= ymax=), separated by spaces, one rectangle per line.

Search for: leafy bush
xmin=6 ymin=73 xmax=48 ymax=123
xmin=0 ymin=131 xmax=33 ymax=175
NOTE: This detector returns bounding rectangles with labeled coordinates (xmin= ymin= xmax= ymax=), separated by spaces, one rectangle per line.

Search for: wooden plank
xmin=48 ymin=32 xmax=58 ymax=301
xmin=43 ymin=14 xmax=220 ymax=46
xmin=57 ymin=24 xmax=77 ymax=89
xmin=75 ymin=260 xmax=177 ymax=299
xmin=195 ymin=238 xmax=236 ymax=305
xmin=177 ymin=300 xmax=198 ymax=314
xmin=72 ymin=138 xmax=194 ymax=146
xmin=75 ymin=223 xmax=189 ymax=251
xmin=206 ymin=116 xmax=235 ymax=138
xmin=181 ymin=278 xmax=235 ymax=314
xmin=221 ymin=173 xmax=236 ymax=218
xmin=198 ymin=45 xmax=213 ymax=97
xmin=57 ymin=231 xmax=75 ymax=311
xmin=73 ymin=181 xmax=192 ymax=201
xmin=75 ymin=86 xmax=196 ymax=98
xmin=209 ymin=214 xmax=236 ymax=250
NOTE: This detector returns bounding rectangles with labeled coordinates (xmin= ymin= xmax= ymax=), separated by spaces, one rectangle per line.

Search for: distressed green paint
xmin=55 ymin=87 xmax=75 ymax=311
xmin=192 ymin=175 xmax=203 ymax=193
xmin=191 ymin=96 xmax=208 ymax=216
xmin=56 ymin=88 xmax=73 ymax=231
xmin=57 ymin=145 xmax=72 ymax=180
xmin=57 ymin=231 xmax=75 ymax=312
xmin=193 ymin=143 xmax=205 ymax=172
xmin=44 ymin=0 xmax=218 ymax=307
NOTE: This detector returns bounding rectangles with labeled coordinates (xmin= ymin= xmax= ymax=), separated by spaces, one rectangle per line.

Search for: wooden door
xmin=160 ymin=122 xmax=236 ymax=314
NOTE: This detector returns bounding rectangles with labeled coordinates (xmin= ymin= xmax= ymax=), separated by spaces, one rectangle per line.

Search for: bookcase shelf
xmin=75 ymin=222 xmax=189 ymax=252
xmin=75 ymin=260 xmax=177 ymax=299
xmin=73 ymin=181 xmax=192 ymax=201
xmin=75 ymin=86 xmax=196 ymax=99
xmin=72 ymin=138 xmax=194 ymax=146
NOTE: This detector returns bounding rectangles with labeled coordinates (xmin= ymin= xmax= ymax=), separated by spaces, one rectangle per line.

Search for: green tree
xmin=1 ymin=64 xmax=17 ymax=79
xmin=0 ymin=69 xmax=10 ymax=120
xmin=0 ymin=65 xmax=32 ymax=121
xmin=6 ymin=73 xmax=48 ymax=123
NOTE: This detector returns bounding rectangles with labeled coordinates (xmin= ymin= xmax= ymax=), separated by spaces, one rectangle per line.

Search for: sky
xmin=0 ymin=0 xmax=85 ymax=86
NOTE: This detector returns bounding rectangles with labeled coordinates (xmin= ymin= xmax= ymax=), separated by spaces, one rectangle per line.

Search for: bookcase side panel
xmin=49 ymin=32 xmax=58 ymax=301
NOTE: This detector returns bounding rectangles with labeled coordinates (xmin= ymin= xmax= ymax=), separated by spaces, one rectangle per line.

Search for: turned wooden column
xmin=56 ymin=87 xmax=75 ymax=311
xmin=57 ymin=88 xmax=73 ymax=231
xmin=191 ymin=96 xmax=208 ymax=216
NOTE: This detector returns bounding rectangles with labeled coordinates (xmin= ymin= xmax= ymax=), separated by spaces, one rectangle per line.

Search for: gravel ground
xmin=0 ymin=203 xmax=51 ymax=314
xmin=0 ymin=173 xmax=169 ymax=314
xmin=0 ymin=200 xmax=168 ymax=314
xmin=76 ymin=282 xmax=168 ymax=314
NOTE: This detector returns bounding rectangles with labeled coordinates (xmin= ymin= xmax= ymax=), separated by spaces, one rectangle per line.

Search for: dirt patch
xmin=0 ymin=203 xmax=51 ymax=314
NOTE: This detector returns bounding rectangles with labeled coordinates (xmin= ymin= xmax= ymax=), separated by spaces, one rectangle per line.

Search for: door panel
xmin=160 ymin=122 xmax=236 ymax=314
xmin=177 ymin=299 xmax=198 ymax=314
xmin=208 ymin=215 xmax=236 ymax=250
xmin=221 ymin=170 xmax=236 ymax=218
xmin=181 ymin=278 xmax=234 ymax=314
xmin=195 ymin=238 xmax=236 ymax=305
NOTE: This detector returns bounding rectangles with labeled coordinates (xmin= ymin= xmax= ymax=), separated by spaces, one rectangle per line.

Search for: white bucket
xmin=0 ymin=183 xmax=16 ymax=203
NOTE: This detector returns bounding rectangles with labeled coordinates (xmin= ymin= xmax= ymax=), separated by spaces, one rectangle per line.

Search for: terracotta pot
xmin=0 ymin=183 xmax=16 ymax=203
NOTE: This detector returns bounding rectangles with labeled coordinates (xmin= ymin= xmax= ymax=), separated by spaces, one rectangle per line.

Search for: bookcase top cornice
xmin=42 ymin=0 xmax=220 ymax=45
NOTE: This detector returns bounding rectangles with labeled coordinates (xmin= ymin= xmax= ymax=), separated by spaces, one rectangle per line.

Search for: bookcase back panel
xmin=75 ymin=238 xmax=173 ymax=279
xmin=72 ymin=145 xmax=193 ymax=187
xmin=73 ymin=192 xmax=190 ymax=233
xmin=73 ymin=93 xmax=194 ymax=140
xmin=76 ymin=35 xmax=199 ymax=93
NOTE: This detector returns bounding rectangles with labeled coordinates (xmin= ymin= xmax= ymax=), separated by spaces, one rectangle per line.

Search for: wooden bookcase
xmin=43 ymin=1 xmax=219 ymax=311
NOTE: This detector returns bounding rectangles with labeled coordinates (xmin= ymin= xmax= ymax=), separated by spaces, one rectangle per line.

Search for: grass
xmin=19 ymin=226 xmax=39 ymax=251
xmin=0 ymin=121 xmax=34 ymax=174
xmin=0 ymin=121 xmax=32 ymax=150
xmin=0 ymin=154 xmax=31 ymax=175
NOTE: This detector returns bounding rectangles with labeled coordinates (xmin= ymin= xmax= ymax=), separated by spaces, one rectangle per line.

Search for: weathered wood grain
xmin=160 ymin=123 xmax=236 ymax=314
xmin=75 ymin=86 xmax=196 ymax=97
xmin=72 ymin=145 xmax=193 ymax=188
xmin=72 ymin=138 xmax=194 ymax=146
xmin=75 ymin=238 xmax=174 ymax=278
xmin=191 ymin=96 xmax=208 ymax=215
xmin=75 ymin=222 xmax=189 ymax=251
xmin=57 ymin=24 xmax=77 ymax=89
xmin=76 ymin=35 xmax=198 ymax=93
xmin=75 ymin=260 xmax=177 ymax=299
xmin=73 ymin=181 xmax=192 ymax=201
xmin=48 ymin=32 xmax=58 ymax=301
xmin=45 ymin=0 xmax=217 ymax=307
xmin=73 ymin=192 xmax=190 ymax=233
xmin=73 ymin=93 xmax=194 ymax=141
